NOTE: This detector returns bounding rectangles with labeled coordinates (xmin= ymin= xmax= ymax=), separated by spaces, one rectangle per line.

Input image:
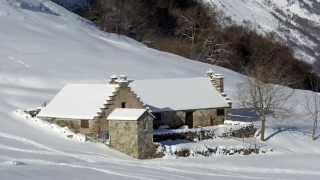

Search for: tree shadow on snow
xmin=314 ymin=134 xmax=320 ymax=141
xmin=231 ymin=108 xmax=259 ymax=122
xmin=265 ymin=127 xmax=311 ymax=141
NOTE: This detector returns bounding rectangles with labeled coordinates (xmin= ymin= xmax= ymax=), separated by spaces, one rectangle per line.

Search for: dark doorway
xmin=121 ymin=102 xmax=126 ymax=108
xmin=217 ymin=108 xmax=225 ymax=116
xmin=153 ymin=112 xmax=162 ymax=129
xmin=185 ymin=111 xmax=193 ymax=128
xmin=210 ymin=116 xmax=215 ymax=126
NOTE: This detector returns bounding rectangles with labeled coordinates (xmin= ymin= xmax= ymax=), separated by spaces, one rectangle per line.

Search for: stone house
xmin=37 ymin=71 xmax=232 ymax=158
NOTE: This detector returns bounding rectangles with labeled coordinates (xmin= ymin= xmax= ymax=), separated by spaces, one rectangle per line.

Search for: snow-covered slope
xmin=0 ymin=0 xmax=320 ymax=179
xmin=208 ymin=0 xmax=320 ymax=70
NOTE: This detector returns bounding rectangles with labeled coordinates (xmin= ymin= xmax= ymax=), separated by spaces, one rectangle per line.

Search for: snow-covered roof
xmin=131 ymin=77 xmax=229 ymax=112
xmin=38 ymin=77 xmax=229 ymax=119
xmin=107 ymin=108 xmax=147 ymax=121
xmin=38 ymin=84 xmax=118 ymax=119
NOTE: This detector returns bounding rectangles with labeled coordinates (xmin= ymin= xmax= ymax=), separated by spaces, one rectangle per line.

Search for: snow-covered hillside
xmin=208 ymin=0 xmax=320 ymax=70
xmin=0 ymin=0 xmax=320 ymax=179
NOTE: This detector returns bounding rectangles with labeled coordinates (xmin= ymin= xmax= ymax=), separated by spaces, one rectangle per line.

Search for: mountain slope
xmin=209 ymin=0 xmax=320 ymax=70
xmin=0 ymin=0 xmax=320 ymax=179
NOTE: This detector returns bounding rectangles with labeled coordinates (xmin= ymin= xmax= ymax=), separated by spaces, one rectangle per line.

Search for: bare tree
xmin=174 ymin=8 xmax=199 ymax=57
xmin=174 ymin=3 xmax=216 ymax=58
xmin=198 ymin=35 xmax=231 ymax=65
xmin=305 ymin=77 xmax=320 ymax=140
xmin=238 ymin=63 xmax=295 ymax=141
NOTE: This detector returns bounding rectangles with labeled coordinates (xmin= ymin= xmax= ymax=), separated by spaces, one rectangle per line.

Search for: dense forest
xmin=75 ymin=0 xmax=319 ymax=90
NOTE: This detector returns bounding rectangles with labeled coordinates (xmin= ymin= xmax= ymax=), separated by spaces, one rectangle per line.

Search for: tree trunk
xmin=260 ymin=114 xmax=266 ymax=141
xmin=312 ymin=116 xmax=318 ymax=140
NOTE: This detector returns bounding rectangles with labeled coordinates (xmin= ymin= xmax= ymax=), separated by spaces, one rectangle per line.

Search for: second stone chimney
xmin=109 ymin=74 xmax=118 ymax=84
xmin=207 ymin=69 xmax=224 ymax=93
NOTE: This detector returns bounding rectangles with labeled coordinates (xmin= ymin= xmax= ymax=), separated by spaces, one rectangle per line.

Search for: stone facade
xmin=42 ymin=75 xmax=231 ymax=135
xmin=155 ymin=107 xmax=231 ymax=128
xmin=207 ymin=70 xmax=224 ymax=93
xmin=44 ymin=82 xmax=145 ymax=137
xmin=93 ymin=82 xmax=145 ymax=136
xmin=108 ymin=112 xmax=155 ymax=159
xmin=192 ymin=108 xmax=228 ymax=127
xmin=44 ymin=117 xmax=94 ymax=135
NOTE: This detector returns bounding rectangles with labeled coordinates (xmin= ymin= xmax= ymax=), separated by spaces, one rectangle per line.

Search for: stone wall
xmin=109 ymin=120 xmax=140 ymax=158
xmin=109 ymin=113 xmax=155 ymax=159
xmin=111 ymin=85 xmax=145 ymax=109
xmin=137 ymin=115 xmax=156 ymax=159
xmin=94 ymin=85 xmax=145 ymax=135
xmin=160 ymin=107 xmax=230 ymax=128
xmin=193 ymin=109 xmax=224 ymax=127
xmin=207 ymin=72 xmax=224 ymax=93
xmin=46 ymin=118 xmax=94 ymax=135
xmin=42 ymin=85 xmax=146 ymax=137
xmin=161 ymin=111 xmax=185 ymax=128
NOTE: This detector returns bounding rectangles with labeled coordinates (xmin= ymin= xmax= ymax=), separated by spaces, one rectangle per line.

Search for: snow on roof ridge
xmin=134 ymin=76 xmax=209 ymax=81
xmin=107 ymin=108 xmax=147 ymax=121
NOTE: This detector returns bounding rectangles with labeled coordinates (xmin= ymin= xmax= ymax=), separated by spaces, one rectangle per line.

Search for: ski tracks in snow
xmin=1 ymin=131 xmax=320 ymax=180
xmin=0 ymin=131 xmax=95 ymax=163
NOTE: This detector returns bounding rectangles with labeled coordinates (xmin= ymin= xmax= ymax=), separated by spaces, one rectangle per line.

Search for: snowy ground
xmin=0 ymin=0 xmax=320 ymax=179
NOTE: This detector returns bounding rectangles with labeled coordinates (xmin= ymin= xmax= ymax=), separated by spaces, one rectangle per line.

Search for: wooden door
xmin=185 ymin=111 xmax=193 ymax=128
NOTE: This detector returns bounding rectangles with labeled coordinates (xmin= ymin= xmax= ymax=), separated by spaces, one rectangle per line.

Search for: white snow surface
xmin=107 ymin=108 xmax=147 ymax=121
xmin=38 ymin=84 xmax=118 ymax=119
xmin=0 ymin=0 xmax=320 ymax=179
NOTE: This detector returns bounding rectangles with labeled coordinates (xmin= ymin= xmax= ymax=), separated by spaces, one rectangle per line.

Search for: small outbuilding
xmin=107 ymin=108 xmax=155 ymax=159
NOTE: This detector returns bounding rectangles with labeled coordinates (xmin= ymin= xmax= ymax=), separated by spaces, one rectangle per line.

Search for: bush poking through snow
xmin=24 ymin=108 xmax=41 ymax=118
xmin=154 ymin=123 xmax=257 ymax=142
xmin=10 ymin=160 xmax=26 ymax=166
xmin=175 ymin=148 xmax=191 ymax=157
xmin=168 ymin=143 xmax=269 ymax=158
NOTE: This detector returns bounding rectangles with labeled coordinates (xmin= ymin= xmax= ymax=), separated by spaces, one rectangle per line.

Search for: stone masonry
xmin=108 ymin=111 xmax=155 ymax=159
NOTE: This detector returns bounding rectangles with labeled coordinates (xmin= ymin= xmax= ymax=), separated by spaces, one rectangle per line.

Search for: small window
xmin=143 ymin=119 xmax=148 ymax=131
xmin=217 ymin=109 xmax=225 ymax=116
xmin=81 ymin=120 xmax=89 ymax=128
xmin=121 ymin=102 xmax=126 ymax=108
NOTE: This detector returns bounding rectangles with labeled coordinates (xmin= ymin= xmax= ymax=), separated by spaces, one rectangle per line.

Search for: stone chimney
xmin=206 ymin=69 xmax=224 ymax=93
xmin=225 ymin=97 xmax=232 ymax=108
xmin=109 ymin=74 xmax=118 ymax=84
xmin=117 ymin=74 xmax=129 ymax=87
xmin=109 ymin=74 xmax=129 ymax=87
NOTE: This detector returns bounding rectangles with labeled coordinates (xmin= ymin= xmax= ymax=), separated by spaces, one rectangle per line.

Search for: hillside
xmin=58 ymin=0 xmax=319 ymax=90
xmin=0 ymin=0 xmax=320 ymax=179
xmin=210 ymin=0 xmax=320 ymax=70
